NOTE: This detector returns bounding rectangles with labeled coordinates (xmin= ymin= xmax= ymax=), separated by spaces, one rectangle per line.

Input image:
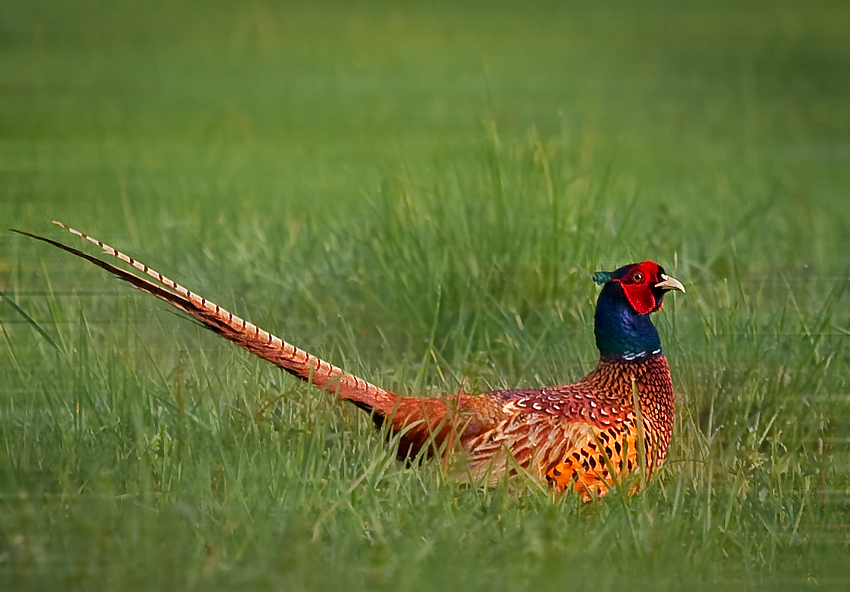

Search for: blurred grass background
xmin=2 ymin=0 xmax=850 ymax=589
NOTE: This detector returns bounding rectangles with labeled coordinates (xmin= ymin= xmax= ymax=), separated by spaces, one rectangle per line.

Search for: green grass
xmin=2 ymin=0 xmax=850 ymax=589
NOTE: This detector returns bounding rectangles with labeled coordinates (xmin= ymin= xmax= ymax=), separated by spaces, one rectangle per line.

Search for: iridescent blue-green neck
xmin=594 ymin=282 xmax=662 ymax=361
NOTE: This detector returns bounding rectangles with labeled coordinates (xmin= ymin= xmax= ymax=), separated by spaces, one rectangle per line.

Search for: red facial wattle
xmin=616 ymin=261 xmax=661 ymax=315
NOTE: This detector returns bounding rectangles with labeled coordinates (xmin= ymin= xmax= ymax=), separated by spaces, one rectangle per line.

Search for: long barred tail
xmin=14 ymin=221 xmax=403 ymax=418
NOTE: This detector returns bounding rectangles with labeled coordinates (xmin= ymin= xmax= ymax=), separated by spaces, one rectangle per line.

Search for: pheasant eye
xmin=632 ymin=271 xmax=645 ymax=283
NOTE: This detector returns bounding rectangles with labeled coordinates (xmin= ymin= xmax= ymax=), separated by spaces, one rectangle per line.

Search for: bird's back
xmin=458 ymin=354 xmax=675 ymax=500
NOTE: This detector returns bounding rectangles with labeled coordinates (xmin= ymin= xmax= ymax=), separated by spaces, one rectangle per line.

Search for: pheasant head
xmin=592 ymin=261 xmax=685 ymax=361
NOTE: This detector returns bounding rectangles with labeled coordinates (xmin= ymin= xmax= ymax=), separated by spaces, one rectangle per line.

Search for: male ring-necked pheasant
xmin=18 ymin=222 xmax=685 ymax=500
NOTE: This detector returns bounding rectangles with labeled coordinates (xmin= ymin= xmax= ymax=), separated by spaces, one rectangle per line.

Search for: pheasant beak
xmin=655 ymin=273 xmax=686 ymax=293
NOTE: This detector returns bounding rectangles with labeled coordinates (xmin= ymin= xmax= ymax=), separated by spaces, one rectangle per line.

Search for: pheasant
xmin=17 ymin=222 xmax=685 ymax=500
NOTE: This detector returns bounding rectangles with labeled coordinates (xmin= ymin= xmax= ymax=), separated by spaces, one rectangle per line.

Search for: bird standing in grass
xmin=18 ymin=222 xmax=685 ymax=501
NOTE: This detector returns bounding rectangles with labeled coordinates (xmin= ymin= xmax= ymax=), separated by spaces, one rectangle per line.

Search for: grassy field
xmin=2 ymin=0 xmax=850 ymax=589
